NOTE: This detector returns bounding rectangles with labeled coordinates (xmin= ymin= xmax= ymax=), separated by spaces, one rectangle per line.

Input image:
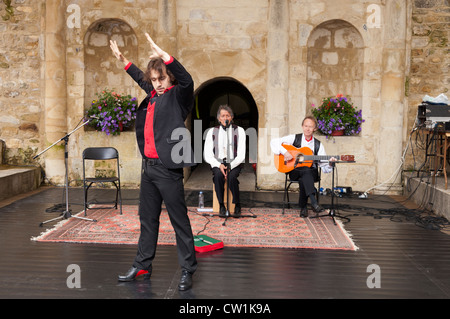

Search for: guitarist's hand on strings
xmin=283 ymin=151 xmax=293 ymax=162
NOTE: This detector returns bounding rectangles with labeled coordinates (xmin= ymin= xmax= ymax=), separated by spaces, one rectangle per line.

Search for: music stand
xmin=310 ymin=161 xmax=351 ymax=225
xmin=35 ymin=119 xmax=97 ymax=227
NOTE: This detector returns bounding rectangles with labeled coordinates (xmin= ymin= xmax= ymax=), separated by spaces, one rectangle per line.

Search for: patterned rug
xmin=32 ymin=206 xmax=358 ymax=250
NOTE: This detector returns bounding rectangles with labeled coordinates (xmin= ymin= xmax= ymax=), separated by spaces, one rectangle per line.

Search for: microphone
xmin=221 ymin=120 xmax=230 ymax=130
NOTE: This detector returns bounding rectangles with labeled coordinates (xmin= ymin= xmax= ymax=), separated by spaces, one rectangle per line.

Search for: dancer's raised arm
xmin=145 ymin=33 xmax=171 ymax=62
xmin=109 ymin=40 xmax=129 ymax=66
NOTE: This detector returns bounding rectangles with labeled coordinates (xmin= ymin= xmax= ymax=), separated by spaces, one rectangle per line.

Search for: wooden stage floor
xmin=0 ymin=186 xmax=449 ymax=303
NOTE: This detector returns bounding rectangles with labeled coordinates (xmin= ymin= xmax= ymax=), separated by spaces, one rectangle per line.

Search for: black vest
xmin=292 ymin=133 xmax=321 ymax=155
xmin=293 ymin=133 xmax=321 ymax=170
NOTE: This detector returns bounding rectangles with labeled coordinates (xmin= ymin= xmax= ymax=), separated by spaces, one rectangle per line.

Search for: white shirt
xmin=270 ymin=134 xmax=333 ymax=173
xmin=204 ymin=126 xmax=246 ymax=170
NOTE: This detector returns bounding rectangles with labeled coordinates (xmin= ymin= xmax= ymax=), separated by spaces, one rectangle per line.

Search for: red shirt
xmin=124 ymin=58 xmax=174 ymax=159
xmin=144 ymin=97 xmax=158 ymax=158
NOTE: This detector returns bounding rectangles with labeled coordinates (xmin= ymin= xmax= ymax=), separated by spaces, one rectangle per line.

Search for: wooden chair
xmin=212 ymin=180 xmax=235 ymax=214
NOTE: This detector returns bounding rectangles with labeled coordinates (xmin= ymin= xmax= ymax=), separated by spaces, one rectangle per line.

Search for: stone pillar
xmin=376 ymin=0 xmax=409 ymax=194
xmin=43 ymin=0 xmax=67 ymax=185
xmin=157 ymin=0 xmax=189 ymax=180
xmin=258 ymin=0 xmax=289 ymax=189
xmin=157 ymin=0 xmax=178 ymax=55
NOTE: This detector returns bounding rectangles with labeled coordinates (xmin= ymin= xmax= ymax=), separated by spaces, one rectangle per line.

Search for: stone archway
xmin=194 ymin=77 xmax=259 ymax=162
xmin=306 ymin=19 xmax=364 ymax=114
xmin=194 ymin=77 xmax=259 ymax=133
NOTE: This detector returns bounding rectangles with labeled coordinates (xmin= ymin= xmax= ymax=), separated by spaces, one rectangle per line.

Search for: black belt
xmin=144 ymin=158 xmax=160 ymax=166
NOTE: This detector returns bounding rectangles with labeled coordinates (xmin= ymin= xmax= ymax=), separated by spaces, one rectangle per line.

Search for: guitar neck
xmin=300 ymin=155 xmax=340 ymax=161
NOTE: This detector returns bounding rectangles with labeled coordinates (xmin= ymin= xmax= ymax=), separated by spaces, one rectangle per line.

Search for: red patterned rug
xmin=32 ymin=206 xmax=357 ymax=250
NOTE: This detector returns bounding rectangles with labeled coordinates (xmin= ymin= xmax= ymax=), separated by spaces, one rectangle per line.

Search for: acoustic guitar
xmin=274 ymin=144 xmax=354 ymax=173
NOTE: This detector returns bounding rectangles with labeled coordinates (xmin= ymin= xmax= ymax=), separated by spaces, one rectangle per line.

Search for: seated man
xmin=270 ymin=115 xmax=335 ymax=217
xmin=204 ymin=105 xmax=246 ymax=217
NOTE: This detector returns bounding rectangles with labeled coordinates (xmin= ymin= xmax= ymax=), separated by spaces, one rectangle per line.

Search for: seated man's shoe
xmin=300 ymin=207 xmax=308 ymax=218
xmin=118 ymin=266 xmax=151 ymax=282
xmin=178 ymin=270 xmax=193 ymax=291
xmin=233 ymin=204 xmax=241 ymax=218
xmin=312 ymin=203 xmax=325 ymax=213
xmin=219 ymin=204 xmax=228 ymax=217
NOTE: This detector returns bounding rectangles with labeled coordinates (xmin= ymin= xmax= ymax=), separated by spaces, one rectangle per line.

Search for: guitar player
xmin=270 ymin=115 xmax=337 ymax=217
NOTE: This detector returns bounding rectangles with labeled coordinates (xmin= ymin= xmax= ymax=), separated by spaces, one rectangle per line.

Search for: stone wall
xmin=0 ymin=0 xmax=447 ymax=193
xmin=0 ymin=1 xmax=43 ymax=165
xmin=405 ymin=0 xmax=449 ymax=171
xmin=258 ymin=0 xmax=410 ymax=194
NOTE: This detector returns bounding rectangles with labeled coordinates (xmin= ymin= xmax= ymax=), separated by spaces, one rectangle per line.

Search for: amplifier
xmin=434 ymin=122 xmax=450 ymax=132
xmin=417 ymin=104 xmax=450 ymax=127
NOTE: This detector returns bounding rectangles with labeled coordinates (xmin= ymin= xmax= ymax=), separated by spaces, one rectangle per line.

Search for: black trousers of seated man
xmin=288 ymin=166 xmax=319 ymax=208
xmin=133 ymin=159 xmax=197 ymax=275
xmin=212 ymin=165 xmax=242 ymax=206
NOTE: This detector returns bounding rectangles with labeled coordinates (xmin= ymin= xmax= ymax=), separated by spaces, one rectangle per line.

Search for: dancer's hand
xmin=145 ymin=33 xmax=171 ymax=62
xmin=109 ymin=40 xmax=129 ymax=66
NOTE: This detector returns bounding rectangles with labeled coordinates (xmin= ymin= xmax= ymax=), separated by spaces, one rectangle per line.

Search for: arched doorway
xmin=185 ymin=77 xmax=259 ymax=191
xmin=194 ymin=77 xmax=258 ymax=135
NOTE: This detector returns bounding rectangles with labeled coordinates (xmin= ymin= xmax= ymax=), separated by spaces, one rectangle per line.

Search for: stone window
xmin=83 ymin=19 xmax=138 ymax=131
xmin=306 ymin=19 xmax=364 ymax=114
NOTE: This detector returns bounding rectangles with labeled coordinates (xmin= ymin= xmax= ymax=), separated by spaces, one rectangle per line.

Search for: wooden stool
xmin=212 ymin=180 xmax=235 ymax=213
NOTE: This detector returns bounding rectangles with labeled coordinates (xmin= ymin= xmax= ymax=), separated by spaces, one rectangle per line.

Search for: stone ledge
xmin=404 ymin=175 xmax=450 ymax=221
xmin=0 ymin=165 xmax=41 ymax=202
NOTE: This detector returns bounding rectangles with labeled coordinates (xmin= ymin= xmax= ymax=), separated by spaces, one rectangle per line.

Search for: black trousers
xmin=133 ymin=159 xmax=197 ymax=274
xmin=288 ymin=167 xmax=319 ymax=209
xmin=212 ymin=165 xmax=242 ymax=205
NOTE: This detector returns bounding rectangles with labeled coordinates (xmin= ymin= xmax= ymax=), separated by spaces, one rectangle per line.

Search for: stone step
xmin=0 ymin=165 xmax=42 ymax=202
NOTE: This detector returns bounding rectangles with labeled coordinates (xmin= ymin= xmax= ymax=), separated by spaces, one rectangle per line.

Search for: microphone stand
xmin=36 ymin=118 xmax=97 ymax=226
xmin=311 ymin=161 xmax=350 ymax=225
xmin=221 ymin=157 xmax=231 ymax=226
xmin=203 ymin=121 xmax=256 ymax=226
xmin=222 ymin=121 xmax=256 ymax=225
xmin=201 ymin=122 xmax=232 ymax=224
xmin=221 ymin=120 xmax=232 ymax=226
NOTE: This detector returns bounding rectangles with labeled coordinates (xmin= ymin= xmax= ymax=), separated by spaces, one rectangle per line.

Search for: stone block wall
xmin=405 ymin=0 xmax=449 ymax=171
xmin=0 ymin=0 xmax=447 ymax=193
xmin=0 ymin=1 xmax=43 ymax=165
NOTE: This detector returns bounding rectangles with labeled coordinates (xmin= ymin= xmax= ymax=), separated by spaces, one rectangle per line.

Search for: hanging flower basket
xmin=311 ymin=94 xmax=365 ymax=139
xmin=85 ymin=89 xmax=137 ymax=136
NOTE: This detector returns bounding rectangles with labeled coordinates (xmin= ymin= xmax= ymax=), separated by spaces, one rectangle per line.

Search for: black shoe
xmin=300 ymin=207 xmax=308 ymax=218
xmin=219 ymin=204 xmax=228 ymax=217
xmin=118 ymin=266 xmax=151 ymax=282
xmin=178 ymin=270 xmax=193 ymax=291
xmin=312 ymin=203 xmax=325 ymax=213
xmin=233 ymin=204 xmax=241 ymax=218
